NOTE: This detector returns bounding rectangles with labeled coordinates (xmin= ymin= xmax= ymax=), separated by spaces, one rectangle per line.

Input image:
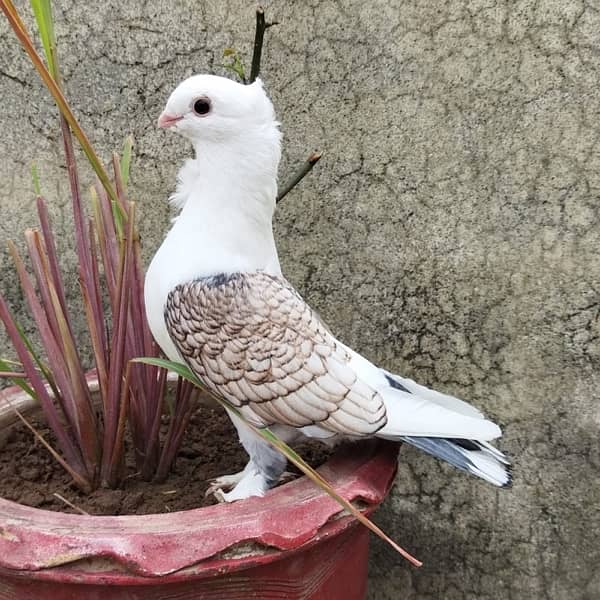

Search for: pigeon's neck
xmin=162 ymin=129 xmax=282 ymax=279
xmin=145 ymin=125 xmax=282 ymax=360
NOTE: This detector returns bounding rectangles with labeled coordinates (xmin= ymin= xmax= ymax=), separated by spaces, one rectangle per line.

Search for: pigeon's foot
xmin=208 ymin=469 xmax=273 ymax=503
xmin=204 ymin=471 xmax=246 ymax=499
xmin=209 ymin=470 xmax=300 ymax=503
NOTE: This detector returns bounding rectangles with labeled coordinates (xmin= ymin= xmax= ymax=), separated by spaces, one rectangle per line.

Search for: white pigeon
xmin=145 ymin=74 xmax=511 ymax=502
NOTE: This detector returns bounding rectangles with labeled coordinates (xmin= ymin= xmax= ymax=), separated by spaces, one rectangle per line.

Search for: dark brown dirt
xmin=0 ymin=406 xmax=331 ymax=516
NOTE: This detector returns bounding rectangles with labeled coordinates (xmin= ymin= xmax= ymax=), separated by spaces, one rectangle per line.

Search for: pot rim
xmin=0 ymin=376 xmax=399 ymax=582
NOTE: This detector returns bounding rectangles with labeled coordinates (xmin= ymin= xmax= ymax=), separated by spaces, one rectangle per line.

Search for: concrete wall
xmin=1 ymin=1 xmax=598 ymax=598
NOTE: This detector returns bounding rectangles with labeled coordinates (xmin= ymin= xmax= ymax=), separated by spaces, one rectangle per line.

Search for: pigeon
xmin=145 ymin=74 xmax=511 ymax=502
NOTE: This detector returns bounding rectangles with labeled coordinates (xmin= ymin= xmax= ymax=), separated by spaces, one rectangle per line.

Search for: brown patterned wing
xmin=164 ymin=272 xmax=387 ymax=435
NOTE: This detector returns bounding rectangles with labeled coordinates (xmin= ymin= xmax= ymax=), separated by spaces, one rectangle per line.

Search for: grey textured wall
xmin=1 ymin=1 xmax=599 ymax=599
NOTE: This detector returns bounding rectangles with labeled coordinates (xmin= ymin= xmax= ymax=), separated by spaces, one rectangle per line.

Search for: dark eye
xmin=193 ymin=98 xmax=211 ymax=116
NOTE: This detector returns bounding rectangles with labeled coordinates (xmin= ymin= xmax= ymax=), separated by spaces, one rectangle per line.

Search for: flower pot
xmin=0 ymin=380 xmax=399 ymax=600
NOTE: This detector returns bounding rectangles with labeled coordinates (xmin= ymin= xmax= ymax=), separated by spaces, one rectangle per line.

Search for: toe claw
xmin=204 ymin=482 xmax=219 ymax=498
xmin=279 ymin=471 xmax=299 ymax=484
xmin=213 ymin=489 xmax=227 ymax=503
xmin=204 ymin=471 xmax=247 ymax=499
xmin=202 ymin=467 xmax=271 ymax=503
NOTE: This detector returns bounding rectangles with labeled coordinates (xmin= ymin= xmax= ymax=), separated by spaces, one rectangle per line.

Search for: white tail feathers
xmin=465 ymin=447 xmax=512 ymax=487
xmin=382 ymin=371 xmax=485 ymax=418
xmin=322 ymin=345 xmax=511 ymax=487
xmin=378 ymin=386 xmax=502 ymax=441
xmin=377 ymin=370 xmax=511 ymax=486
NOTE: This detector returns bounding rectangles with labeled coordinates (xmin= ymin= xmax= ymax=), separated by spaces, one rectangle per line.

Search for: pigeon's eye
xmin=193 ymin=98 xmax=211 ymax=116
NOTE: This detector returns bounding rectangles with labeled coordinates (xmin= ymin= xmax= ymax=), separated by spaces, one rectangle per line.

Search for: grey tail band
xmin=401 ymin=436 xmax=512 ymax=488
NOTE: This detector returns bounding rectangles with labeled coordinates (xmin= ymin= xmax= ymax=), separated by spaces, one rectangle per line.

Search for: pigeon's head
xmin=158 ymin=74 xmax=278 ymax=147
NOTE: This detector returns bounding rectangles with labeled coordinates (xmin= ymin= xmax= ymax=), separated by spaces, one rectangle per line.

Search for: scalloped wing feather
xmin=164 ymin=272 xmax=387 ymax=435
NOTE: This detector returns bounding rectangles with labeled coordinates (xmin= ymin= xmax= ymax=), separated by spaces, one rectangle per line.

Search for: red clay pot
xmin=0 ymin=381 xmax=399 ymax=600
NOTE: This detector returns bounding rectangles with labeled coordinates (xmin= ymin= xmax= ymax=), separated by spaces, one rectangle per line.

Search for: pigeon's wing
xmin=164 ymin=272 xmax=387 ymax=435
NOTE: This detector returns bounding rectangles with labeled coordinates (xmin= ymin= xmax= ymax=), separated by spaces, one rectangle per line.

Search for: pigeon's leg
xmin=208 ymin=411 xmax=296 ymax=502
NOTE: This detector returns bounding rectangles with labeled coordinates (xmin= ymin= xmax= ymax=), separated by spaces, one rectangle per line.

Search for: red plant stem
xmin=9 ymin=240 xmax=79 ymax=429
xmin=100 ymin=203 xmax=136 ymax=486
xmin=95 ymin=183 xmax=120 ymax=302
xmin=0 ymin=371 xmax=27 ymax=378
xmin=0 ymin=292 xmax=89 ymax=485
xmin=57 ymin=117 xmax=109 ymax=420
xmin=139 ymin=366 xmax=167 ymax=480
xmin=83 ymin=220 xmax=109 ymax=395
xmin=36 ymin=197 xmax=70 ymax=325
xmin=155 ymin=379 xmax=195 ymax=482
xmin=105 ymin=362 xmax=132 ymax=488
xmin=24 ymin=231 xmax=63 ymax=344
xmin=59 ymin=115 xmax=91 ymax=272
xmin=127 ymin=267 xmax=159 ymax=446
xmin=22 ymin=233 xmax=100 ymax=480
xmin=20 ymin=233 xmax=72 ymax=423
xmin=110 ymin=153 xmax=164 ymax=476
xmin=60 ymin=119 xmax=108 ymax=373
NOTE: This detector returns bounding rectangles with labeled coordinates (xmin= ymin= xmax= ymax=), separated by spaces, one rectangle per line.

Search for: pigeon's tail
xmin=400 ymin=436 xmax=512 ymax=487
xmin=370 ymin=369 xmax=512 ymax=487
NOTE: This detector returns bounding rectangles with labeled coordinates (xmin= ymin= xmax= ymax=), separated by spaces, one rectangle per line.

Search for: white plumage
xmin=145 ymin=74 xmax=511 ymax=501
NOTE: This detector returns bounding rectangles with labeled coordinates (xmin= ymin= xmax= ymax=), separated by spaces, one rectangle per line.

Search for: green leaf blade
xmin=120 ymin=134 xmax=134 ymax=190
xmin=133 ymin=357 xmax=201 ymax=385
xmin=31 ymin=162 xmax=41 ymax=195
xmin=30 ymin=0 xmax=57 ymax=78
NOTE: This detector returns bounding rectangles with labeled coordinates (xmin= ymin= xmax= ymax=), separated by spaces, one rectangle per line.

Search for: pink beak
xmin=157 ymin=112 xmax=183 ymax=129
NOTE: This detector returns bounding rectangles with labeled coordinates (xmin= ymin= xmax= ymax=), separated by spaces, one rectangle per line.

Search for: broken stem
xmin=277 ymin=151 xmax=323 ymax=203
xmin=247 ymin=7 xmax=322 ymax=202
xmin=249 ymin=6 xmax=277 ymax=83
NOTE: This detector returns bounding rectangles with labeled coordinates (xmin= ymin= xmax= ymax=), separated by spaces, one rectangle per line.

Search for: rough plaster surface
xmin=1 ymin=1 xmax=599 ymax=598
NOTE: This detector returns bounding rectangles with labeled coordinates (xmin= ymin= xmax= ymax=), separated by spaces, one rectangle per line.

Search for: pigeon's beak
xmin=158 ymin=112 xmax=183 ymax=129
